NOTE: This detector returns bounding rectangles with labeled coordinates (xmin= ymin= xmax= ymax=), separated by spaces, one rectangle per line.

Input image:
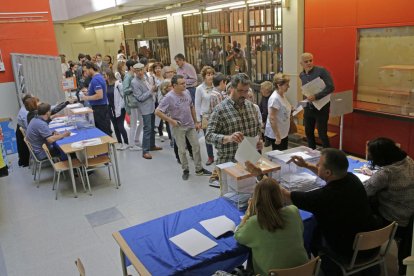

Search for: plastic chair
xmin=75 ymin=258 xmax=85 ymax=276
xmin=82 ymin=142 xmax=118 ymax=195
xmin=23 ymin=137 xmax=50 ymax=187
xmin=324 ymin=221 xmax=398 ymax=276
xmin=268 ymin=256 xmax=321 ymax=276
xmin=42 ymin=144 xmax=85 ymax=199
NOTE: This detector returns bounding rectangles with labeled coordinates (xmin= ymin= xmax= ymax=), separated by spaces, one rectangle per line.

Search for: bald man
xmin=299 ymin=53 xmax=334 ymax=149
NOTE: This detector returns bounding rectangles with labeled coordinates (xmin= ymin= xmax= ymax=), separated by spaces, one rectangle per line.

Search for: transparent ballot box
xmin=218 ymin=159 xmax=280 ymax=210
xmin=67 ymin=107 xmax=95 ymax=129
xmin=265 ymin=146 xmax=324 ymax=192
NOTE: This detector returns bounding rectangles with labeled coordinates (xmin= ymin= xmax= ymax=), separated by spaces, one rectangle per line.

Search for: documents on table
xmin=71 ymin=138 xmax=102 ymax=148
xmin=199 ymin=215 xmax=236 ymax=238
xmin=235 ymin=136 xmax=261 ymax=165
xmin=169 ymin=229 xmax=217 ymax=257
xmin=55 ymin=126 xmax=75 ymax=132
xmin=282 ymin=172 xmax=317 ymax=184
xmin=49 ymin=122 xmax=67 ymax=128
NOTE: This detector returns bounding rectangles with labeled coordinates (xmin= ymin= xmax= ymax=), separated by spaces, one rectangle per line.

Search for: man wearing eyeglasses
xmin=299 ymin=52 xmax=335 ymax=149
xmin=206 ymin=73 xmax=263 ymax=188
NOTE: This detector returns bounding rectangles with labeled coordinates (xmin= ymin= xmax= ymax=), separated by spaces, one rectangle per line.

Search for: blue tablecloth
xmin=119 ymin=197 xmax=315 ymax=275
xmin=55 ymin=127 xmax=105 ymax=146
xmin=347 ymin=157 xmax=368 ymax=172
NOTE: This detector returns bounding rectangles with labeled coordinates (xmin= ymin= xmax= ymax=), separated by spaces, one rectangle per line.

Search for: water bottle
xmin=8 ymin=160 xmax=13 ymax=173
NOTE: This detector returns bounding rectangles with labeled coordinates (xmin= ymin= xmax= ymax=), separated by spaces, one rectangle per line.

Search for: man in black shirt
xmin=299 ymin=53 xmax=334 ymax=149
xmin=281 ymin=149 xmax=379 ymax=274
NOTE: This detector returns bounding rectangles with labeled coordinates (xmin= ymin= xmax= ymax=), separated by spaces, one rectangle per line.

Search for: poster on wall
xmin=0 ymin=49 xmax=5 ymax=71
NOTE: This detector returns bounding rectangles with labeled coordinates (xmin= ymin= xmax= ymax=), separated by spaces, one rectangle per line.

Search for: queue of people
xmin=17 ymin=49 xmax=413 ymax=276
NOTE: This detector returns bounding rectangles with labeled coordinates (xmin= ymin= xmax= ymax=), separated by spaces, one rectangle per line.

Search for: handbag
xmin=201 ymin=114 xmax=210 ymax=129
xmin=289 ymin=115 xmax=297 ymax=134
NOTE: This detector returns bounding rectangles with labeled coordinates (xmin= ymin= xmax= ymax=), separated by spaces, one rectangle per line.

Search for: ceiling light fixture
xmin=172 ymin=9 xmax=199 ymax=16
xmin=149 ymin=15 xmax=168 ymax=20
xmin=203 ymin=9 xmax=222 ymax=14
xmin=249 ymin=1 xmax=271 ymax=6
xmin=229 ymin=5 xmax=246 ymax=9
xmin=206 ymin=1 xmax=244 ymax=10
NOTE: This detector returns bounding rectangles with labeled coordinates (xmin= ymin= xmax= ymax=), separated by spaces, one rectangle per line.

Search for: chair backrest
xmin=268 ymin=257 xmax=321 ymax=276
xmin=349 ymin=221 xmax=398 ymax=268
xmin=19 ymin=126 xmax=26 ymax=137
xmin=75 ymin=258 xmax=85 ymax=276
xmin=83 ymin=143 xmax=110 ymax=166
xmin=41 ymin=144 xmax=57 ymax=169
xmin=23 ymin=137 xmax=41 ymax=162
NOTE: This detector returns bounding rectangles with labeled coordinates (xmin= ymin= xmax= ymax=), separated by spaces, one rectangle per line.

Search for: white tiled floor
xmin=0 ymin=136 xmax=219 ymax=276
xmin=0 ymin=136 xmax=400 ymax=275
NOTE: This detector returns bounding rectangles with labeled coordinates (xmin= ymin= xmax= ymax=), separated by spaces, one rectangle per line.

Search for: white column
xmin=282 ymin=0 xmax=304 ymax=106
xmin=167 ymin=15 xmax=185 ymax=65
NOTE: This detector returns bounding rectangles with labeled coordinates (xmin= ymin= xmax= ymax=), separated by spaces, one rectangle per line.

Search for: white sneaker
xmin=209 ymin=180 xmax=220 ymax=188
xmin=129 ymin=145 xmax=142 ymax=151
xmin=117 ymin=145 xmax=129 ymax=151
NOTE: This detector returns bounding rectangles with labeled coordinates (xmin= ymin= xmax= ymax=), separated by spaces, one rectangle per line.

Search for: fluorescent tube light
xmin=172 ymin=9 xmax=199 ymax=16
xmin=203 ymin=9 xmax=222 ymax=14
xmin=206 ymin=1 xmax=244 ymax=10
xmin=249 ymin=1 xmax=271 ymax=6
xmin=230 ymin=5 xmax=246 ymax=9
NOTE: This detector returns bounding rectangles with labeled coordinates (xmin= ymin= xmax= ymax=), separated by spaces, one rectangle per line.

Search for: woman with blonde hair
xmin=264 ymin=73 xmax=292 ymax=150
xmin=234 ymin=178 xmax=308 ymax=275
xmin=195 ymin=66 xmax=216 ymax=165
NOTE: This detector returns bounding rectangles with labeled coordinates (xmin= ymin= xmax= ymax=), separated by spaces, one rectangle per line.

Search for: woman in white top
xmin=195 ymin=66 xmax=215 ymax=165
xmin=265 ymin=73 xmax=292 ymax=150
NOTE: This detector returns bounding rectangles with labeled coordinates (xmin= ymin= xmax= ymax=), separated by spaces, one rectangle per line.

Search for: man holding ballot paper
xmin=299 ymin=53 xmax=335 ymax=149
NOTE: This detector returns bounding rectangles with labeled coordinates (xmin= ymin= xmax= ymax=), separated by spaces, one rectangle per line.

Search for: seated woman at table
xmin=234 ymin=178 xmax=308 ymax=275
xmin=364 ymin=137 xmax=414 ymax=275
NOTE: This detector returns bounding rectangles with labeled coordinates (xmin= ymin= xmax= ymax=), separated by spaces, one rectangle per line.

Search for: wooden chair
xmin=75 ymin=258 xmax=85 ymax=276
xmin=23 ymin=137 xmax=50 ymax=187
xmin=268 ymin=256 xmax=321 ymax=276
xmin=42 ymin=144 xmax=85 ymax=200
xmin=82 ymin=142 xmax=118 ymax=195
xmin=324 ymin=221 xmax=398 ymax=276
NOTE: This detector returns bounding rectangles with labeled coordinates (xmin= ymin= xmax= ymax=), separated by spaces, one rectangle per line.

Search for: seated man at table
xmin=26 ymin=103 xmax=70 ymax=160
xmin=281 ymin=148 xmax=380 ymax=275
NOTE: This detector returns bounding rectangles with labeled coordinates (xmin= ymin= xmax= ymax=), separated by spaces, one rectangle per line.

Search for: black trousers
xmin=265 ymin=136 xmax=289 ymax=151
xmin=91 ymin=105 xmax=112 ymax=136
xmin=304 ymin=103 xmax=330 ymax=149
xmin=16 ymin=124 xmax=30 ymax=167
xmin=109 ymin=106 xmax=129 ymax=144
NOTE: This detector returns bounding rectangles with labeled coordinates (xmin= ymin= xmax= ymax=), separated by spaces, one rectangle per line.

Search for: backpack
xmin=123 ymin=87 xmax=139 ymax=108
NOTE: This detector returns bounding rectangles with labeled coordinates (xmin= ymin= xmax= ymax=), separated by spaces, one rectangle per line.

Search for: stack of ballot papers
xmin=281 ymin=172 xmax=321 ymax=192
xmin=169 ymin=229 xmax=217 ymax=257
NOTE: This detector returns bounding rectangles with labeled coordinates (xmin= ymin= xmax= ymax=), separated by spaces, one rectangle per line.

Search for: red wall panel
xmin=0 ymin=0 xmax=58 ymax=83
xmin=305 ymin=0 xmax=414 ymax=157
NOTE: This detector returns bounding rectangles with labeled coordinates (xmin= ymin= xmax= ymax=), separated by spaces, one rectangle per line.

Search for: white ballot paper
xmin=55 ymin=126 xmax=75 ymax=132
xmin=275 ymin=151 xmax=312 ymax=163
xmin=200 ymin=215 xmax=236 ymax=238
xmin=312 ymin=94 xmax=331 ymax=110
xmin=354 ymin=173 xmax=371 ymax=183
xmin=235 ymin=136 xmax=261 ymax=165
xmin=169 ymin=229 xmax=217 ymax=257
xmin=301 ymin=77 xmax=326 ymax=97
xmin=71 ymin=138 xmax=101 ymax=148
xmin=292 ymin=104 xmax=304 ymax=117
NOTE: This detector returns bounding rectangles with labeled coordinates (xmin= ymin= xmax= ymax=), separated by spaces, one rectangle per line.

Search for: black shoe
xmin=182 ymin=170 xmax=189 ymax=180
xmin=196 ymin=168 xmax=212 ymax=176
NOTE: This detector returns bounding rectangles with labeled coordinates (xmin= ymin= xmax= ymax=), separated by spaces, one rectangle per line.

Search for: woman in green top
xmin=234 ymin=178 xmax=308 ymax=275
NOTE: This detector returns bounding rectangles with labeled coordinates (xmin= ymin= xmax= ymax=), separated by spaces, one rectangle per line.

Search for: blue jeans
xmin=187 ymin=87 xmax=196 ymax=104
xmin=142 ymin=113 xmax=155 ymax=154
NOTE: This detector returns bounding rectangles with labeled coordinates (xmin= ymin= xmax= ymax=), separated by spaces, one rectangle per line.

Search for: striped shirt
xmin=206 ymin=97 xmax=262 ymax=165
